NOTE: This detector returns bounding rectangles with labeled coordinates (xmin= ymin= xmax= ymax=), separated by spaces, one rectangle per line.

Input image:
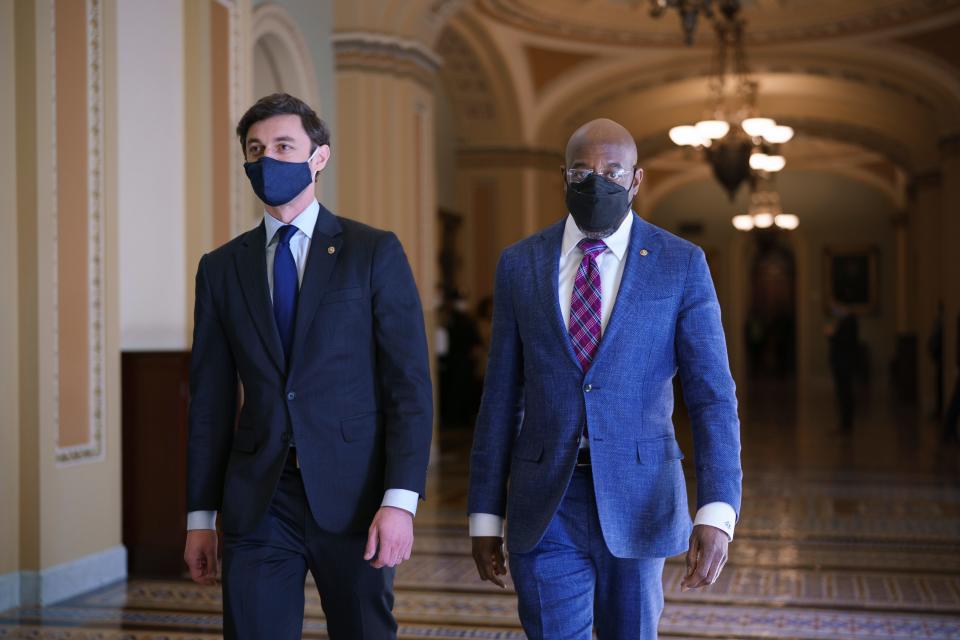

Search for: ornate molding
xmin=476 ymin=0 xmax=960 ymax=48
xmin=54 ymin=0 xmax=106 ymax=465
xmin=251 ymin=3 xmax=319 ymax=105
xmin=333 ymin=31 xmax=441 ymax=88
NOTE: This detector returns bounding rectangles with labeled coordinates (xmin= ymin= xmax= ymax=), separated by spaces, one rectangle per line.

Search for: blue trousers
xmin=509 ymin=466 xmax=666 ymax=640
xmin=221 ymin=451 xmax=397 ymax=639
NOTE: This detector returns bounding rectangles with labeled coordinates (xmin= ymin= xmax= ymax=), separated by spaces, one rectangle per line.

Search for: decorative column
xmin=5 ymin=0 xmax=124 ymax=608
xmin=890 ymin=211 xmax=916 ymax=402
xmin=939 ymin=134 xmax=960 ymax=411
xmin=332 ymin=32 xmax=438 ymax=302
xmin=908 ymin=170 xmax=943 ymax=415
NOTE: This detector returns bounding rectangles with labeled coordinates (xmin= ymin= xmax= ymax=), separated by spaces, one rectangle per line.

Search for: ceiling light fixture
xmin=660 ymin=1 xmax=794 ymax=200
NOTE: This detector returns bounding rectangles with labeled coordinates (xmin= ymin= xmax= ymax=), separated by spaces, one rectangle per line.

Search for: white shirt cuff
xmin=381 ymin=488 xmax=420 ymax=517
xmin=693 ymin=502 xmax=736 ymax=541
xmin=187 ymin=510 xmax=217 ymax=531
xmin=469 ymin=513 xmax=505 ymax=537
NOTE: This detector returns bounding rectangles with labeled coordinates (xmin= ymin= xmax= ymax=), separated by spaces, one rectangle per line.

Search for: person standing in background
xmin=943 ymin=311 xmax=960 ymax=443
xmin=828 ymin=304 xmax=860 ymax=431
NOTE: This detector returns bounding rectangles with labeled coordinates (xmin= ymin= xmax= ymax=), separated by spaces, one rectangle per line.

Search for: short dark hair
xmin=236 ymin=93 xmax=330 ymax=156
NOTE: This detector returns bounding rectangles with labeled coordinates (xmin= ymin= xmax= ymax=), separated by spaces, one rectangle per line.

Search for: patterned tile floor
xmin=2 ymin=382 xmax=960 ymax=638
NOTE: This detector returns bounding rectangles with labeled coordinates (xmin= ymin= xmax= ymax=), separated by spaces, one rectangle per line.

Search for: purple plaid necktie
xmin=568 ymin=238 xmax=607 ymax=373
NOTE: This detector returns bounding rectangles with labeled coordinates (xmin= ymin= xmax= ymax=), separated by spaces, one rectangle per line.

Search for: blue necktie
xmin=273 ymin=225 xmax=299 ymax=364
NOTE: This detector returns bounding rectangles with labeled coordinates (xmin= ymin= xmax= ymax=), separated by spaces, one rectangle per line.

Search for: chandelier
xmin=647 ymin=0 xmax=742 ymax=46
xmin=662 ymin=2 xmax=794 ymax=201
xmin=732 ymin=178 xmax=799 ymax=232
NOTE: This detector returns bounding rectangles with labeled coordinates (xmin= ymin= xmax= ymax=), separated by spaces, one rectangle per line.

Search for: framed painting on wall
xmin=823 ymin=245 xmax=880 ymax=314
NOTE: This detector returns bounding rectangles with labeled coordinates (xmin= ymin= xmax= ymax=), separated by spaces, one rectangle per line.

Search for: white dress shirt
xmin=187 ymin=199 xmax=419 ymax=531
xmin=469 ymin=213 xmax=737 ymax=541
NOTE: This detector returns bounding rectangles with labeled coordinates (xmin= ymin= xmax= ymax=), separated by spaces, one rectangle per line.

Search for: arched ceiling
xmin=335 ymin=0 xmax=960 ymax=214
xmin=432 ymin=1 xmax=960 ymax=174
xmin=640 ymin=137 xmax=907 ymax=214
xmin=474 ymin=0 xmax=960 ymax=47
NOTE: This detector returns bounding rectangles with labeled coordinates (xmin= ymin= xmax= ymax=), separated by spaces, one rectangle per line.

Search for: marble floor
xmin=2 ymin=379 xmax=960 ymax=638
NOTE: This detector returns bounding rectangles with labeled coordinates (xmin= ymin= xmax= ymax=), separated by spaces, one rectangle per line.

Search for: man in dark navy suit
xmin=183 ymin=93 xmax=433 ymax=639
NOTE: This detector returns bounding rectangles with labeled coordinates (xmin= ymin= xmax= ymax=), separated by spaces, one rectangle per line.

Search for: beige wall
xmin=0 ymin=0 xmax=21 ymax=577
xmin=2 ymin=0 xmax=123 ymax=605
xmin=26 ymin=0 xmax=122 ymax=571
xmin=117 ymin=0 xmax=188 ymax=350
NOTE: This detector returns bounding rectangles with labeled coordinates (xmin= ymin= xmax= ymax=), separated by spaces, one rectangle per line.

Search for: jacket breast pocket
xmin=320 ymin=287 xmax=363 ymax=305
xmin=636 ymin=435 xmax=684 ymax=465
xmin=341 ymin=412 xmax=379 ymax=442
xmin=232 ymin=428 xmax=257 ymax=453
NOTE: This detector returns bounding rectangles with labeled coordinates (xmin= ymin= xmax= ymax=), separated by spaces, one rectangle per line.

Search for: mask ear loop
xmin=307 ymin=145 xmax=321 ymax=181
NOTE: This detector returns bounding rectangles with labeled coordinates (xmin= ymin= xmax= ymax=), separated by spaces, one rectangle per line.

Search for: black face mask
xmin=565 ymin=173 xmax=631 ymax=235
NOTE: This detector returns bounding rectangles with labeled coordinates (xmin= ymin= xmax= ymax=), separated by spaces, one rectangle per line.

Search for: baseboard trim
xmin=0 ymin=571 xmax=19 ymax=612
xmin=18 ymin=544 xmax=127 ymax=606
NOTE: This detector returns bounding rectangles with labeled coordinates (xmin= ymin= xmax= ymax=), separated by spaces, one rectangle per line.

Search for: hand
xmin=364 ymin=506 xmax=414 ymax=569
xmin=184 ymin=530 xmax=219 ymax=585
xmin=471 ymin=536 xmax=507 ymax=588
xmin=681 ymin=524 xmax=729 ymax=592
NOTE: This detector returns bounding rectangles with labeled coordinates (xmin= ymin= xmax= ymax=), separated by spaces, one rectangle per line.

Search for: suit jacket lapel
xmin=235 ymin=222 xmax=285 ymax=373
xmin=591 ymin=214 xmax=664 ymax=367
xmin=534 ymin=220 xmax=582 ymax=372
xmin=287 ymin=204 xmax=343 ymax=374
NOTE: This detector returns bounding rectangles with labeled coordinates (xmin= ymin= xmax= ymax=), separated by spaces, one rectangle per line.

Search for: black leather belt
xmin=576 ymin=448 xmax=591 ymax=467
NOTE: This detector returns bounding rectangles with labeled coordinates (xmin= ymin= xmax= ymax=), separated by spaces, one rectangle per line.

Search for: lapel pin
xmin=640 ymin=249 xmax=649 ymax=256
xmin=328 ymin=246 xmax=336 ymax=255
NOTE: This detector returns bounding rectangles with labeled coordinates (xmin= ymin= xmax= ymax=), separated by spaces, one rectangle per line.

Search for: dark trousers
xmin=222 ymin=451 xmax=396 ymax=640
xmin=508 ymin=467 xmax=666 ymax=639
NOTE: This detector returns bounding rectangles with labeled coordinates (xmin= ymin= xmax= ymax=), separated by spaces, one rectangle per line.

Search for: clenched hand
xmin=184 ymin=530 xmax=219 ymax=585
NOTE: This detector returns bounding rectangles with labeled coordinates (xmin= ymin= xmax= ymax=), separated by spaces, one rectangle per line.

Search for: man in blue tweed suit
xmin=468 ymin=119 xmax=742 ymax=639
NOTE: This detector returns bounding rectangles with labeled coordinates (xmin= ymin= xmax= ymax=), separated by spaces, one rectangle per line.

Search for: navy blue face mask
xmin=244 ymin=147 xmax=319 ymax=206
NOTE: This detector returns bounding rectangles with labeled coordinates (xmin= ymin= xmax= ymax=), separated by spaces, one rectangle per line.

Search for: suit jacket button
xmin=287 ymin=391 xmax=296 ymax=400
xmin=584 ymin=384 xmax=592 ymax=392
xmin=281 ymin=432 xmax=291 ymax=443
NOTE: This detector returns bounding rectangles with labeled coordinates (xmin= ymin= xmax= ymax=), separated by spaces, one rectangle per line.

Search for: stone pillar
xmin=332 ymin=32 xmax=438 ymax=302
xmin=939 ymin=134 xmax=960 ymax=414
xmin=890 ymin=211 xmax=917 ymax=403
xmin=908 ymin=170 xmax=943 ymax=416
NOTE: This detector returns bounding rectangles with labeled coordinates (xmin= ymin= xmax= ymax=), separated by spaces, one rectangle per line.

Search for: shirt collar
xmin=561 ymin=211 xmax=634 ymax=261
xmin=263 ymin=199 xmax=319 ymax=246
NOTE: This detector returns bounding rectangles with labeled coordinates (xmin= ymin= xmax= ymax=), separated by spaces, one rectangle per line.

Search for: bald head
xmin=565 ymin=118 xmax=637 ymax=167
